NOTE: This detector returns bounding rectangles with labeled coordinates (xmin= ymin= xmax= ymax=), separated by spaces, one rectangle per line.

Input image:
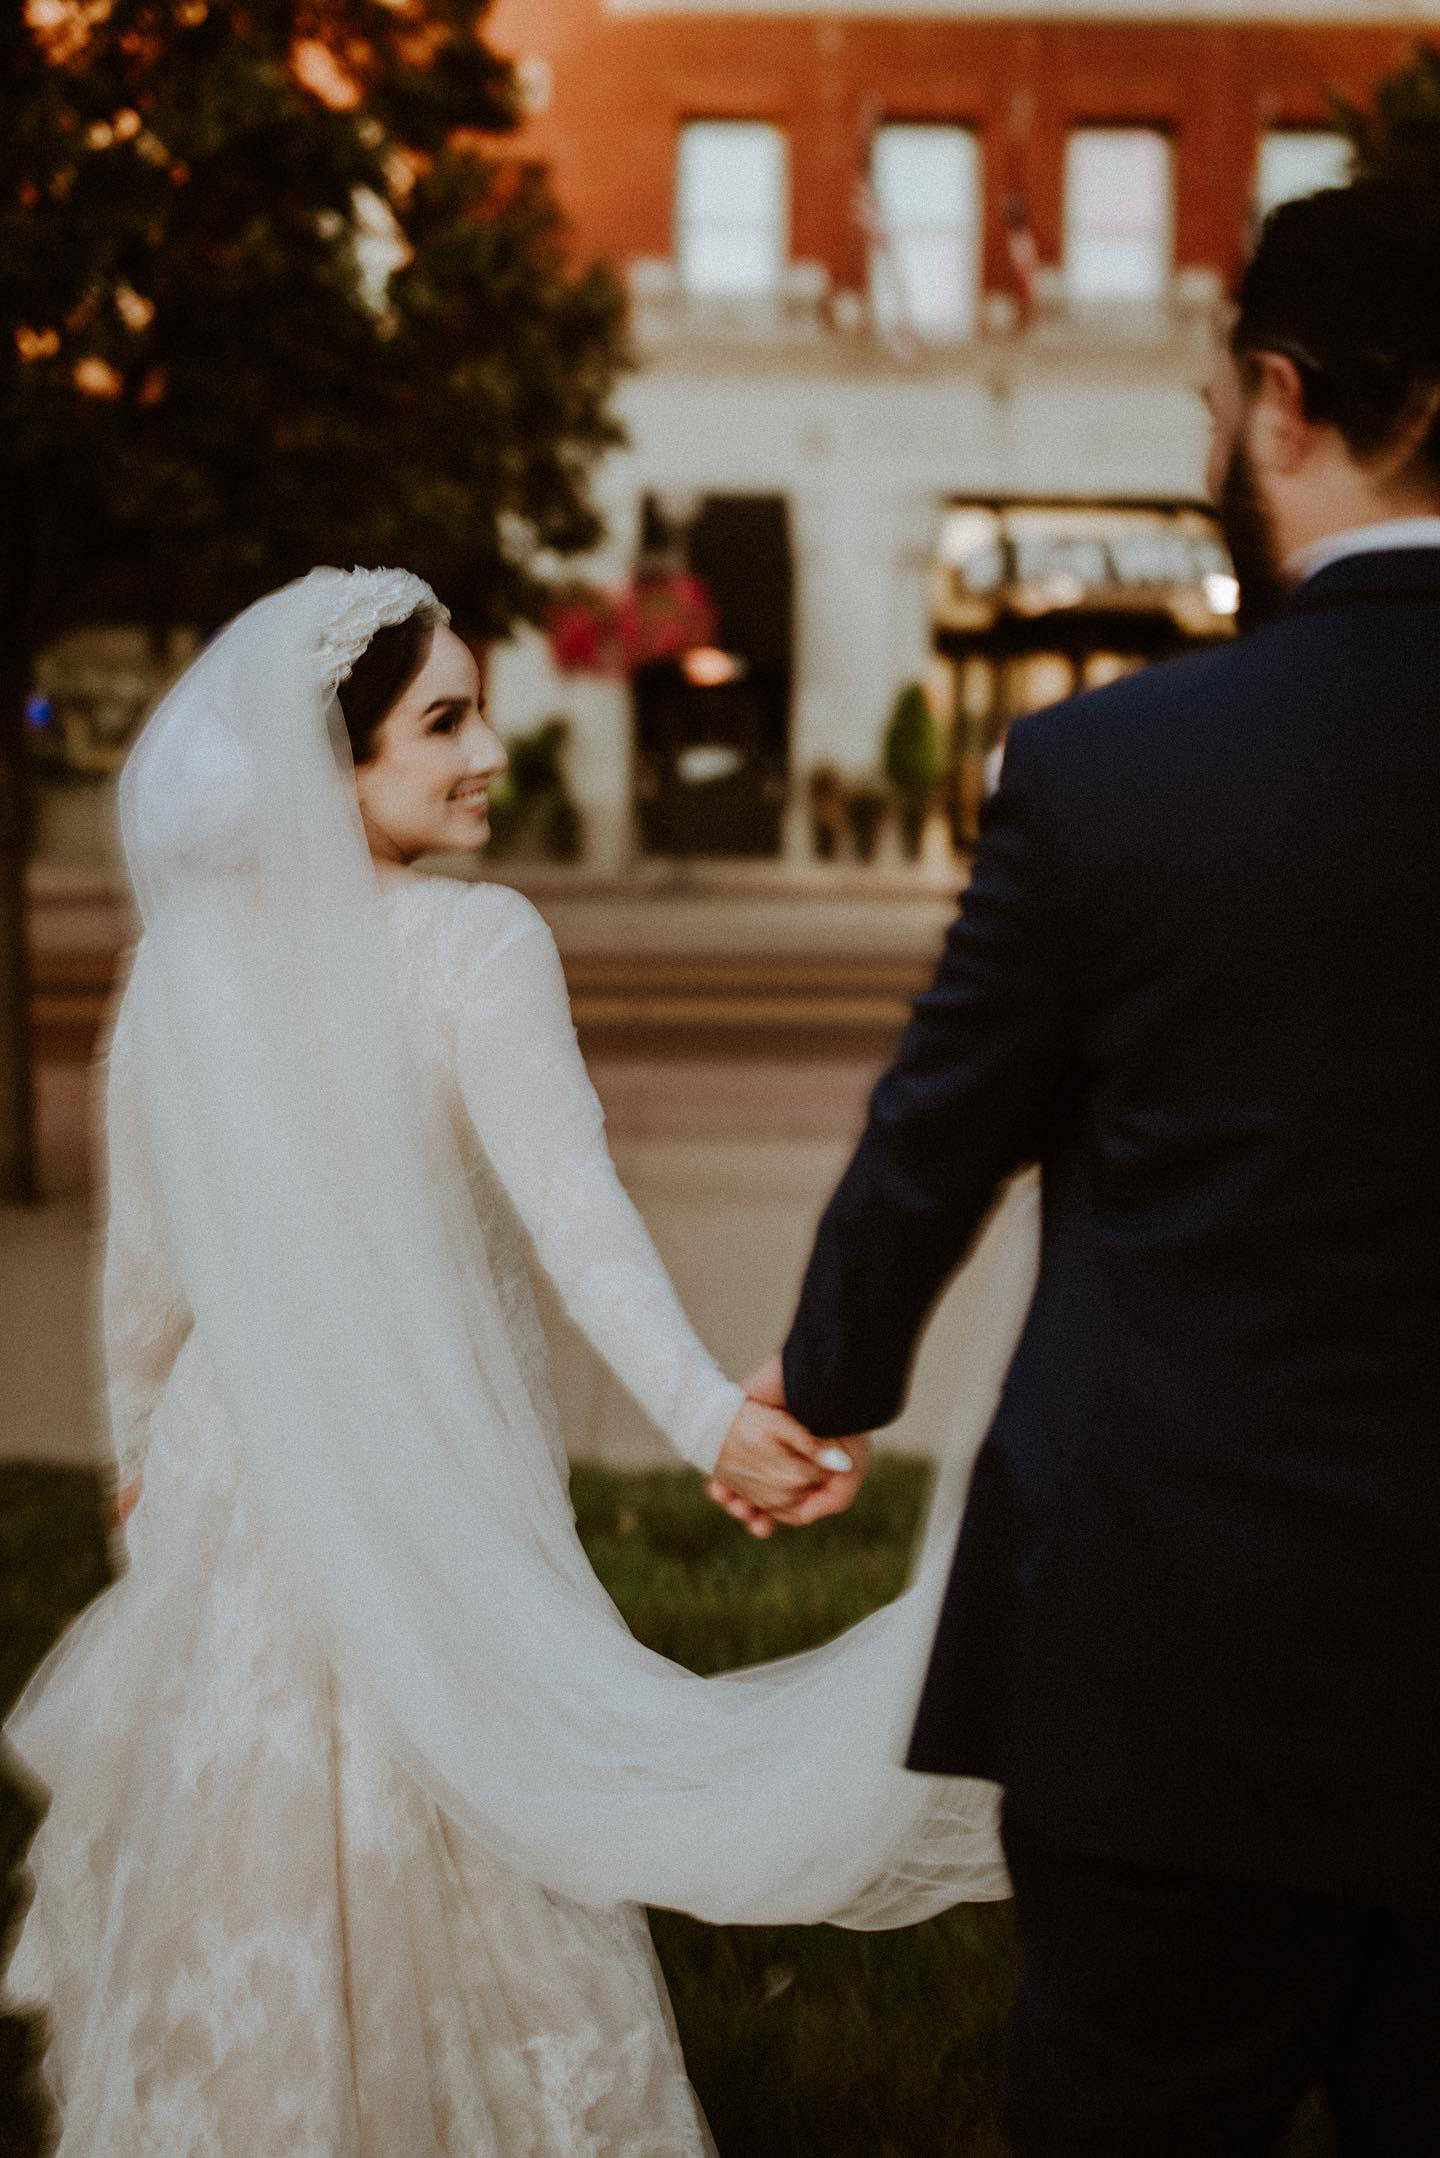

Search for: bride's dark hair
xmin=337 ymin=610 xmax=436 ymax=767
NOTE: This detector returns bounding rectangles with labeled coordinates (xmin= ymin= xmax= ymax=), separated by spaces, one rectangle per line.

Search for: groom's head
xmin=1205 ymin=181 xmax=1440 ymax=626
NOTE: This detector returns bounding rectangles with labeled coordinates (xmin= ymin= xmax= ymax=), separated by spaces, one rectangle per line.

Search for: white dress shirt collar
xmin=1289 ymin=516 xmax=1440 ymax=587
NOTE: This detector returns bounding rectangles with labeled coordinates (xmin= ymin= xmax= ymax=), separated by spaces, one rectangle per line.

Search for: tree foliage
xmin=0 ymin=0 xmax=630 ymax=1198
xmin=1332 ymin=39 xmax=1440 ymax=192
xmin=1 ymin=0 xmax=630 ymax=647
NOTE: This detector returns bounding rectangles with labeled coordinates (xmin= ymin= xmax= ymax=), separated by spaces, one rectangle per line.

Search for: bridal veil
xmin=114 ymin=564 xmax=1030 ymax=1928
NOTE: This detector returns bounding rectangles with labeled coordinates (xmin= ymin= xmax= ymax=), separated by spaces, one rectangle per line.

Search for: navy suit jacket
xmin=782 ymin=547 xmax=1440 ymax=1916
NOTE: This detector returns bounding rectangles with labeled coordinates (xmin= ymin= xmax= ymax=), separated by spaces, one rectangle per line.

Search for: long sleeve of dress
xmin=446 ymin=891 xmax=744 ymax=1476
xmin=100 ymin=978 xmax=193 ymax=1488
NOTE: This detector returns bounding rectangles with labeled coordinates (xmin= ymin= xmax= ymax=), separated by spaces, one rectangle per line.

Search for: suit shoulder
xmin=1010 ymin=637 xmax=1247 ymax=775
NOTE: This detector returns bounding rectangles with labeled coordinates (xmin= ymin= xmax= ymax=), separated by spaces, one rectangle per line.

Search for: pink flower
xmin=547 ymin=574 xmax=718 ymax=678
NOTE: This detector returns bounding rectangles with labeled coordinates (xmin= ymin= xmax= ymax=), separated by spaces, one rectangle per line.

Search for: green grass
xmin=1 ymin=1458 xmax=1335 ymax=2157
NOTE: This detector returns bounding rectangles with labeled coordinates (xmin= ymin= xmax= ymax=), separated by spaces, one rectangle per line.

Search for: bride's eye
xmin=430 ymin=712 xmax=459 ymax=735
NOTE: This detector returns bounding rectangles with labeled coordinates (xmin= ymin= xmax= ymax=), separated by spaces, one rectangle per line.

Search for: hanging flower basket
xmin=547 ymin=572 xmax=717 ymax=677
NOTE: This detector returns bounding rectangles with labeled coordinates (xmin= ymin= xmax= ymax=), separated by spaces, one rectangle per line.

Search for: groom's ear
xmin=1245 ymin=351 xmax=1314 ymax=479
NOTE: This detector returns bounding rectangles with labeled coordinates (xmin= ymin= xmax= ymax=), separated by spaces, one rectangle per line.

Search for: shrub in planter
xmin=508 ymin=717 xmax=571 ymax=797
xmin=808 ymin=765 xmax=848 ymax=861
xmin=882 ymin=683 xmax=945 ymax=859
xmin=485 ymin=717 xmax=584 ymax=861
xmin=539 ymin=793 xmax=585 ymax=863
xmin=482 ymin=775 xmax=525 ymax=858
xmin=847 ymin=784 xmax=888 ymax=864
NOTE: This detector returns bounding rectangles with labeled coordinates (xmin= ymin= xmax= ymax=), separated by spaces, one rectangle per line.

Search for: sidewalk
xmin=3 ymin=1049 xmax=993 ymax=1475
xmin=10 ymin=858 xmax=982 ymax=1474
xmin=28 ymin=864 xmax=960 ymax=1065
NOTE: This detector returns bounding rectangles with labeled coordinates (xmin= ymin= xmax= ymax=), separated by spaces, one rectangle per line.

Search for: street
xmin=5 ymin=871 xmax=1001 ymax=1474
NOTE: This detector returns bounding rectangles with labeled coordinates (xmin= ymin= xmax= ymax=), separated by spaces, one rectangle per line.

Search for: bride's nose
xmin=466 ymin=724 xmax=508 ymax=778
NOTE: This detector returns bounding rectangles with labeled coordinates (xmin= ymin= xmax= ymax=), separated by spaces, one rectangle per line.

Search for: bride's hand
xmin=708 ymin=1358 xmax=792 ymax=1531
xmin=706 ymin=1439 xmax=874 ymax=1534
xmin=706 ymin=1420 xmax=874 ymax=1534
xmin=705 ymin=1476 xmax=777 ymax=1539
xmin=710 ymin=1400 xmax=835 ymax=1520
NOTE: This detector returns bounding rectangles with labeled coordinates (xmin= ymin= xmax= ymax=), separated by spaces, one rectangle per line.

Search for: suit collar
xmin=1282 ymin=544 xmax=1440 ymax=616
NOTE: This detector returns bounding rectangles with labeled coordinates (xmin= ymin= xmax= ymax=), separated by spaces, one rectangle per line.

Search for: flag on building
xmin=1003 ymin=189 xmax=1040 ymax=328
xmin=854 ymin=171 xmax=922 ymax=366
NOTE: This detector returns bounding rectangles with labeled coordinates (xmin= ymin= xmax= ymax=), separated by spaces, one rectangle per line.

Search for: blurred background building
xmin=25 ymin=4 xmax=1430 ymax=890
xmin=469 ymin=0 xmax=1420 ymax=876
xmin=14 ymin=6 xmax=1436 ymax=1466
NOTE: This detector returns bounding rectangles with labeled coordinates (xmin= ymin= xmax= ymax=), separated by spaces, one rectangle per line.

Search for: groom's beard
xmin=1218 ymin=433 xmax=1289 ymax=635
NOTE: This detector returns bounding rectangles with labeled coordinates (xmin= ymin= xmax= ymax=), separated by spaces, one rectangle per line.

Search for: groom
xmin=719 ymin=181 xmax=1440 ymax=2152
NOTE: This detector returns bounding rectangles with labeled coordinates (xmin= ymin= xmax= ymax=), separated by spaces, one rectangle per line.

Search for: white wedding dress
xmin=5 ymin=875 xmax=741 ymax=2155
xmin=3 ymin=866 xmax=1030 ymax=2156
xmin=4 ymin=551 xmax=1043 ymax=2154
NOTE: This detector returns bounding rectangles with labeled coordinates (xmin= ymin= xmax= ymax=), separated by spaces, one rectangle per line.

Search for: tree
xmin=0 ymin=0 xmax=629 ymax=1199
xmin=1333 ymin=39 xmax=1440 ymax=188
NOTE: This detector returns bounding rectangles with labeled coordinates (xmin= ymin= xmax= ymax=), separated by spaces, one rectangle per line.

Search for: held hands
xmin=705 ymin=1355 xmax=872 ymax=1539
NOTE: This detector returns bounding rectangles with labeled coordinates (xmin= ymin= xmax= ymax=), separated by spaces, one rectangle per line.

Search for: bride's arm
xmin=446 ymin=892 xmax=745 ymax=1475
xmin=99 ymin=977 xmax=193 ymax=1515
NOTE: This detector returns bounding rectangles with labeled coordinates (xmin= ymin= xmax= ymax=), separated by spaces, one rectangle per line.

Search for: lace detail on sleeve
xmin=442 ymin=889 xmax=744 ymax=1475
xmin=101 ymin=981 xmax=193 ymax=1486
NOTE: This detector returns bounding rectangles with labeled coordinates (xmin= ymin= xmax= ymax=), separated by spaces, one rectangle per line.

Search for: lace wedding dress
xmin=5 ymin=875 xmax=745 ymax=2156
xmin=3 ymin=567 xmax=1023 ymax=2156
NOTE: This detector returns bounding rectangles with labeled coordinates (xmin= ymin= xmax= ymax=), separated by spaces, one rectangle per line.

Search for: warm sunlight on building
xmin=469 ymin=0 xmax=1423 ymax=873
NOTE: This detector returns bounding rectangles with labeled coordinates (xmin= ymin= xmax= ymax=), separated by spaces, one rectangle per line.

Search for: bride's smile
xmin=345 ymin=614 xmax=508 ymax=868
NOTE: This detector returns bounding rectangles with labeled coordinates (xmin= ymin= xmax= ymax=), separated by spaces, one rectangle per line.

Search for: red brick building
xmin=492 ymin=4 xmax=1419 ymax=300
xmin=475 ymin=5 xmax=1429 ymax=870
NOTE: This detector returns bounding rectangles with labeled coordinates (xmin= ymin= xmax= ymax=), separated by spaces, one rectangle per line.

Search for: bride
xmin=2 ymin=565 xmax=1035 ymax=2156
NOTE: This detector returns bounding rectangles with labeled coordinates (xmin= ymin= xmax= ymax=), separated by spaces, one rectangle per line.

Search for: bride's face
xmin=353 ymin=625 xmax=508 ymax=866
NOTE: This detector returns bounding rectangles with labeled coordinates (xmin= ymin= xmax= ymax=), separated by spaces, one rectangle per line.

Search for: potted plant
xmin=538 ymin=791 xmax=585 ymax=863
xmin=846 ymin=781 xmax=889 ymax=864
xmin=486 ymin=716 xmax=585 ymax=862
xmin=807 ymin=765 xmax=848 ymax=861
xmin=882 ymin=682 xmax=946 ymax=859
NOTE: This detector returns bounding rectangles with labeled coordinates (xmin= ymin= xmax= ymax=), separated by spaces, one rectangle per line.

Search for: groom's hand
xmin=740 ymin=1352 xmax=874 ymax=1521
xmin=706 ymin=1434 xmax=875 ymax=1534
xmin=709 ymin=1400 xmax=835 ymax=1526
xmin=743 ymin=1352 xmax=787 ymax=1409
xmin=707 ymin=1357 xmax=875 ymax=1534
xmin=771 ymin=1434 xmax=873 ymax=1525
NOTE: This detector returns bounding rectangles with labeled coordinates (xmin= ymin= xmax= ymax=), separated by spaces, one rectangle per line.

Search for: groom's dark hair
xmin=1233 ymin=180 xmax=1440 ymax=479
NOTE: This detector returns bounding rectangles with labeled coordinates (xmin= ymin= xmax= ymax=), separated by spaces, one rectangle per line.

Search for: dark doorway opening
xmin=633 ymin=493 xmax=792 ymax=858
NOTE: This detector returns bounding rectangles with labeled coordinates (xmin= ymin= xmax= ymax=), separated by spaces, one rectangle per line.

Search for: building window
xmin=1063 ymin=128 xmax=1174 ymax=303
xmin=868 ymin=125 xmax=983 ymax=340
xmin=1255 ymin=130 xmax=1352 ymax=220
xmin=676 ymin=122 xmax=788 ymax=297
